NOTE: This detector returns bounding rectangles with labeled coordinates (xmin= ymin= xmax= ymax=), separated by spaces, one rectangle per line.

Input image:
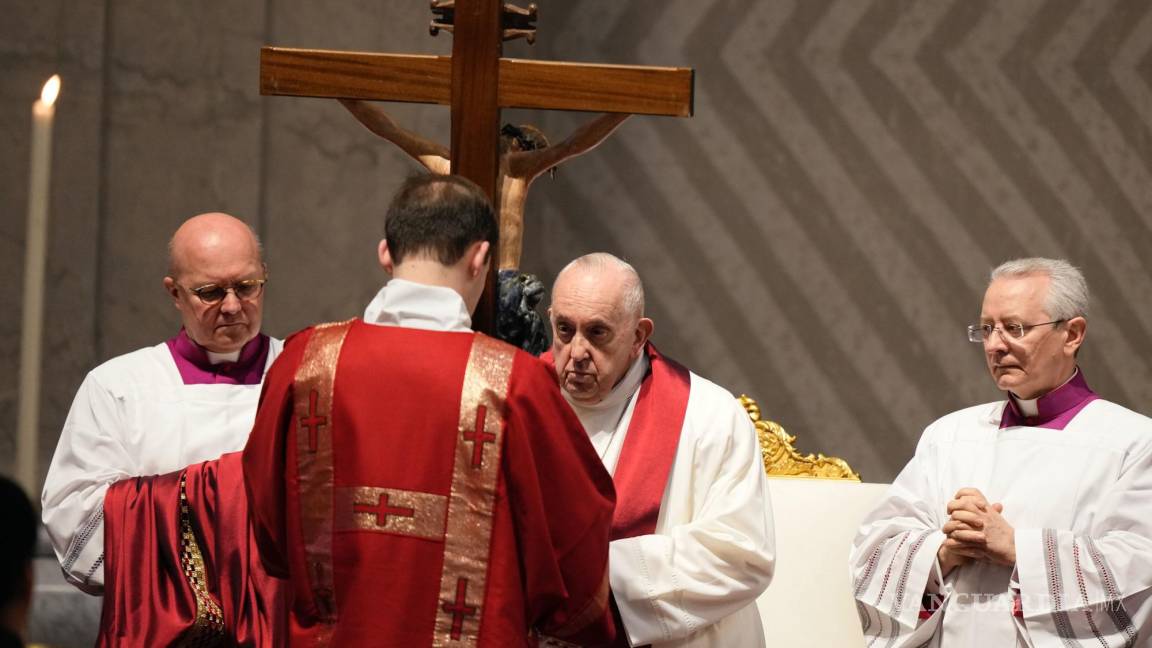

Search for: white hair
xmin=990 ymin=257 xmax=1089 ymax=320
xmin=553 ymin=252 xmax=645 ymax=318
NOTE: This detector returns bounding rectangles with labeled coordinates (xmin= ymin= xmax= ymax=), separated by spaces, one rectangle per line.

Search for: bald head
xmin=167 ymin=212 xmax=262 ymax=280
xmin=163 ymin=213 xmax=266 ymax=353
xmin=549 ymin=253 xmax=652 ymax=404
xmin=552 ymin=253 xmax=645 ymax=319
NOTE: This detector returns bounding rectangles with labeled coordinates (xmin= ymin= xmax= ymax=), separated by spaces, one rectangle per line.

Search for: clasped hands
xmin=937 ymin=487 xmax=1016 ymax=576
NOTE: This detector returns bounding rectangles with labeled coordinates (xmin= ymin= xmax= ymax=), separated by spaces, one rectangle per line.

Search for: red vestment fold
xmin=97 ymin=451 xmax=287 ymax=647
xmin=541 ymin=343 xmax=691 ymax=540
xmin=243 ymin=320 xmax=617 ymax=647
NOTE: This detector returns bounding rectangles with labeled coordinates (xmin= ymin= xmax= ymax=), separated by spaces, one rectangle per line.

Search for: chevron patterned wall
xmin=3 ymin=0 xmax=1151 ymax=485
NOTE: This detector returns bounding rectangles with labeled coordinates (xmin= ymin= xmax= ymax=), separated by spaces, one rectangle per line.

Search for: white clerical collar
xmin=565 ymin=352 xmax=649 ymax=414
xmin=1010 ymin=368 xmax=1079 ymax=418
xmin=362 ymin=278 xmax=472 ymax=332
xmin=206 ymin=349 xmax=240 ymax=364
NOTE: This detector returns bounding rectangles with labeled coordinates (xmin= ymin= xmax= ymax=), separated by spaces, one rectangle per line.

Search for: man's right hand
xmin=937 ymin=488 xmax=1002 ymax=576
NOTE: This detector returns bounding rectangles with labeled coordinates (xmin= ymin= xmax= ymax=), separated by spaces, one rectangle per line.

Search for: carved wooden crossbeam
xmin=259 ymin=49 xmax=694 ymax=117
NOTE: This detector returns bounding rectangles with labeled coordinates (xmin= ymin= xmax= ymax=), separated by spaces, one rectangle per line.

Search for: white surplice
xmin=41 ymin=338 xmax=282 ymax=593
xmin=566 ymin=353 xmax=776 ymax=648
xmin=850 ymin=399 xmax=1152 ymax=647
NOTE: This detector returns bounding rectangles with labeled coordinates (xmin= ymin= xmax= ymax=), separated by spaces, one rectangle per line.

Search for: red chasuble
xmin=242 ymin=320 xmax=617 ymax=647
xmin=98 ymin=451 xmax=287 ymax=647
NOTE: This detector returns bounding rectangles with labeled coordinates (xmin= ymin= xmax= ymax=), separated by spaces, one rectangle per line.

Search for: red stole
xmin=544 ymin=344 xmax=690 ymax=648
xmin=98 ymin=452 xmax=286 ymax=647
xmin=544 ymin=343 xmax=691 ymax=540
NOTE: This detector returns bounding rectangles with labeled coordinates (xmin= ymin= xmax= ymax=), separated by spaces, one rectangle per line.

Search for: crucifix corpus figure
xmin=259 ymin=0 xmax=694 ymax=342
xmin=341 ymin=98 xmax=629 ymax=273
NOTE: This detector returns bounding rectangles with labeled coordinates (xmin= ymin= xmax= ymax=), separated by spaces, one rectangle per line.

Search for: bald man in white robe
xmin=42 ymin=213 xmax=282 ymax=593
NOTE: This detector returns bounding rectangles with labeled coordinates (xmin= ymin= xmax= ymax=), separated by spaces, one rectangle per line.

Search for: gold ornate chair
xmin=739 ymin=395 xmax=860 ymax=481
xmin=739 ymin=395 xmax=884 ymax=647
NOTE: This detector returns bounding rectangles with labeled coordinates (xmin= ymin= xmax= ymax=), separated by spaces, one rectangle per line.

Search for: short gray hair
xmin=554 ymin=252 xmax=645 ymax=318
xmin=990 ymin=257 xmax=1089 ymax=320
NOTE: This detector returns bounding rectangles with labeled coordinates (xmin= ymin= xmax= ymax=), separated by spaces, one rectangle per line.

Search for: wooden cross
xmin=260 ymin=0 xmax=694 ymax=334
xmin=353 ymin=492 xmax=416 ymax=526
xmin=463 ymin=405 xmax=497 ymax=468
xmin=299 ymin=389 xmax=327 ymax=452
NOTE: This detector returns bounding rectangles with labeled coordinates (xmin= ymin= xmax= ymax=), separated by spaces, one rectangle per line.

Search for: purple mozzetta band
xmin=166 ymin=330 xmax=270 ymax=385
xmin=1000 ymin=370 xmax=1098 ymax=430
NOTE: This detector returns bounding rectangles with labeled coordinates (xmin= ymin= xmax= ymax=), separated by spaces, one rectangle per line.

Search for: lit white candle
xmin=17 ymin=74 xmax=60 ymax=496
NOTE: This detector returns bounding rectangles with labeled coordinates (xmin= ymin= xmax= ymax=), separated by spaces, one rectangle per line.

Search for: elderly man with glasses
xmin=42 ymin=212 xmax=282 ymax=596
xmin=850 ymin=257 xmax=1152 ymax=647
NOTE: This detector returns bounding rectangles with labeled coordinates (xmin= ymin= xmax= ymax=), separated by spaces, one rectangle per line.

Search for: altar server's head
xmin=972 ymin=257 xmax=1088 ymax=400
xmin=549 ymin=253 xmax=653 ymax=405
xmin=164 ymin=213 xmax=267 ymax=354
xmin=379 ymin=174 xmax=498 ymax=313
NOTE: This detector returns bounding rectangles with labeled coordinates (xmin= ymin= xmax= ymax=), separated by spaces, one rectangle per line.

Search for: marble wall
xmin=2 ymin=0 xmax=106 ymax=498
xmin=3 ymin=0 xmax=1152 ymax=499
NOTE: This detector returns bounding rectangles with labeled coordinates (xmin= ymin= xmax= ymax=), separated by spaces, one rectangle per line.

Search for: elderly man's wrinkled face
xmin=980 ymin=274 xmax=1083 ymax=400
xmin=549 ymin=269 xmax=650 ymax=405
xmin=165 ymin=215 xmax=266 ymax=354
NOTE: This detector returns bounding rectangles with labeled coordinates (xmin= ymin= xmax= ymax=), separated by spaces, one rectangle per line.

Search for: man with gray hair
xmin=851 ymin=257 xmax=1152 ymax=646
xmin=546 ymin=252 xmax=775 ymax=647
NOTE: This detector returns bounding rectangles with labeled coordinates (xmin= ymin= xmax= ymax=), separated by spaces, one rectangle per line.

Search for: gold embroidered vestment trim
xmin=293 ymin=320 xmax=354 ymax=636
xmin=172 ymin=472 xmax=225 ymax=648
xmin=433 ymin=335 xmax=515 ymax=647
xmin=334 ymin=486 xmax=448 ymax=541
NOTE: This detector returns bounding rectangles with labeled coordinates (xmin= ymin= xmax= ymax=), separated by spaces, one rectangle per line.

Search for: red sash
xmin=543 ymin=343 xmax=691 ymax=540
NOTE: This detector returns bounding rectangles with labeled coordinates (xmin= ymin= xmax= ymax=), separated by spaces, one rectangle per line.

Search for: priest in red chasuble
xmin=243 ymin=174 xmax=618 ymax=647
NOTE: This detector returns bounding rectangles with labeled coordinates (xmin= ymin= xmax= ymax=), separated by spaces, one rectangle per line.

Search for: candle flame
xmin=40 ymin=75 xmax=61 ymax=107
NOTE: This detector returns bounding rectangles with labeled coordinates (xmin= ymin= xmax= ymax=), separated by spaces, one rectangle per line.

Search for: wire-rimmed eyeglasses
xmin=183 ymin=278 xmax=267 ymax=305
xmin=966 ymin=320 xmax=1064 ymax=343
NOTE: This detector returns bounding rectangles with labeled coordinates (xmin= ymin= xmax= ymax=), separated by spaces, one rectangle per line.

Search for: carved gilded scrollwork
xmin=739 ymin=395 xmax=861 ymax=481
